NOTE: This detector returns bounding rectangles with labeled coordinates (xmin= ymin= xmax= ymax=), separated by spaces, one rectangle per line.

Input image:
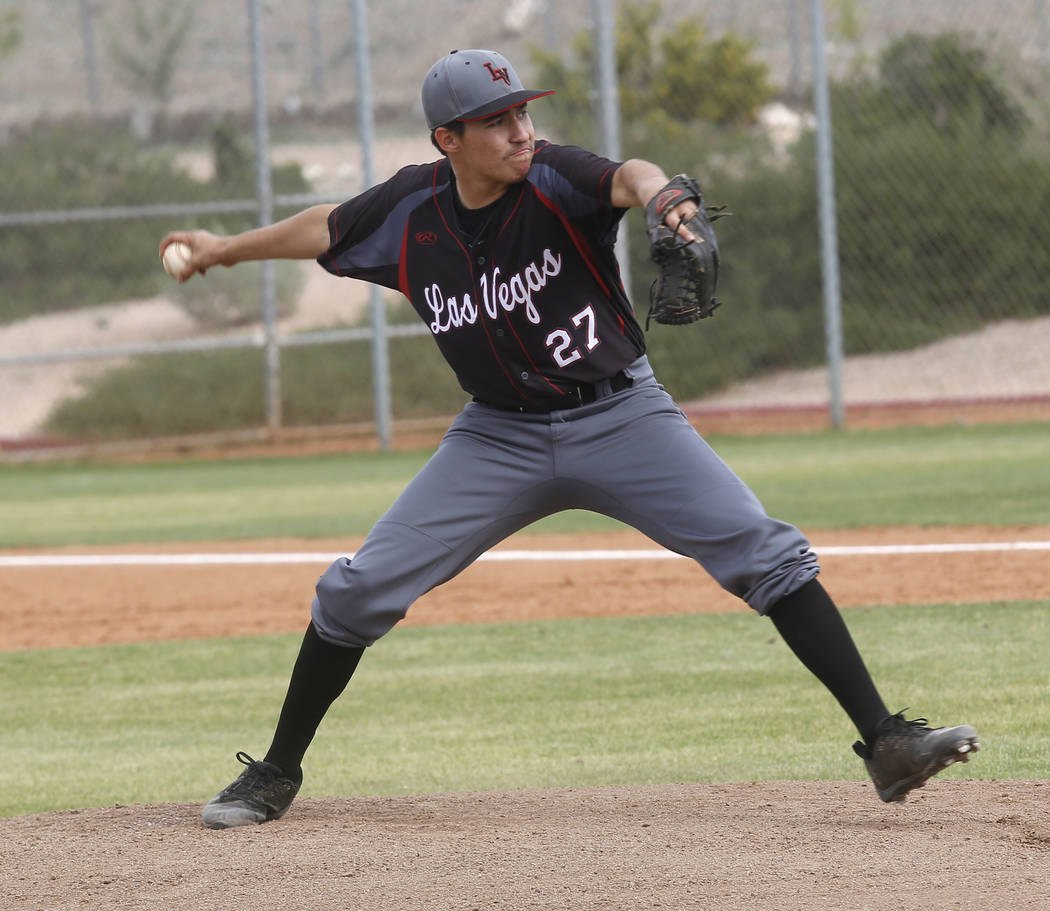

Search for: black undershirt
xmin=452 ymin=190 xmax=503 ymax=239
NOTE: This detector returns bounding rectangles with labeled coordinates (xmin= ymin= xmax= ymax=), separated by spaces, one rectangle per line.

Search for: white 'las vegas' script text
xmin=426 ymin=248 xmax=563 ymax=334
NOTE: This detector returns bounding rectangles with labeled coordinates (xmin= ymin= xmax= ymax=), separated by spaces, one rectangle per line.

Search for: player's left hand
xmin=663 ymin=200 xmax=700 ymax=242
xmin=643 ymin=174 xmax=729 ymax=329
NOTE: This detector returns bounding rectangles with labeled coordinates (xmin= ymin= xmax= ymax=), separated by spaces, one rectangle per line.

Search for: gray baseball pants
xmin=312 ymin=355 xmax=819 ymax=647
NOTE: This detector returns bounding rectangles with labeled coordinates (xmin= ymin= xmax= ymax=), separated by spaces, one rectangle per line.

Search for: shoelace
xmin=225 ymin=751 xmax=277 ymax=798
xmin=881 ymin=710 xmax=932 ymax=738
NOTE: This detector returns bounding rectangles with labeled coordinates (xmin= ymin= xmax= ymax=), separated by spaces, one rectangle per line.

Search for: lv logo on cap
xmin=483 ymin=62 xmax=511 ymax=85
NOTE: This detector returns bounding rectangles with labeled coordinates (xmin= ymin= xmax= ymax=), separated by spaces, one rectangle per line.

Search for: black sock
xmin=768 ymin=578 xmax=888 ymax=746
xmin=263 ymin=622 xmax=364 ymax=778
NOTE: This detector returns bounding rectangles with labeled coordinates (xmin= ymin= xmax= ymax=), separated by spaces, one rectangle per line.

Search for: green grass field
xmin=1 ymin=421 xmax=1049 ymax=817
xmin=2 ymin=421 xmax=1048 ymax=547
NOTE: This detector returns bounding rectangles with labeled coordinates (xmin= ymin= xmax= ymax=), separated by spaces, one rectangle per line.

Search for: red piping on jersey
xmin=397 ymin=221 xmax=412 ymax=300
xmin=472 ymin=270 xmax=542 ymax=403
xmin=430 ymin=162 xmax=470 ymax=259
xmin=495 ymin=188 xmax=526 ymax=239
xmin=599 ymin=166 xmax=628 ymax=338
xmin=530 ymin=184 xmax=613 ymax=299
xmin=504 ymin=310 xmax=566 ymax=397
xmin=603 ymin=169 xmax=626 ymax=337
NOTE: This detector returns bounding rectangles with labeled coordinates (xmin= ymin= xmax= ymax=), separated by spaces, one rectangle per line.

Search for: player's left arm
xmin=611 ymin=159 xmax=698 ymax=241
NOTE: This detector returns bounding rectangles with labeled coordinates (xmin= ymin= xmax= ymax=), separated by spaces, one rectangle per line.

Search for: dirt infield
xmin=5 ymin=525 xmax=1050 ymax=651
xmin=6 ymin=781 xmax=1050 ymax=911
xmin=4 ymin=526 xmax=1050 ymax=910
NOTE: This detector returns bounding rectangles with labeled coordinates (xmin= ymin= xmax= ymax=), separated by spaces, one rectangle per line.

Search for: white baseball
xmin=162 ymin=241 xmax=192 ymax=279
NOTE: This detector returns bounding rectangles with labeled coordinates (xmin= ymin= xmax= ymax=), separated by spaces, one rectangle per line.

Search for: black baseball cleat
xmin=854 ymin=710 xmax=979 ymax=804
xmin=201 ymin=751 xmax=302 ymax=829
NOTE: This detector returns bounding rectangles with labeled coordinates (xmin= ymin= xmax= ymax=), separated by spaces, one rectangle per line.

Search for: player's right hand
xmin=158 ymin=230 xmax=226 ymax=283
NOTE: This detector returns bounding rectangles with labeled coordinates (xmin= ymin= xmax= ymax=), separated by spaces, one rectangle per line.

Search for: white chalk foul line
xmin=1 ymin=541 xmax=1049 ymax=568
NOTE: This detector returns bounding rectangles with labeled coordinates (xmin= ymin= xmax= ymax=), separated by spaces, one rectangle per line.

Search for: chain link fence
xmin=1 ymin=0 xmax=1048 ymax=457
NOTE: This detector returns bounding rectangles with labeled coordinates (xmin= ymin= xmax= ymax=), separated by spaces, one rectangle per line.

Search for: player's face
xmin=458 ymin=105 xmax=536 ymax=186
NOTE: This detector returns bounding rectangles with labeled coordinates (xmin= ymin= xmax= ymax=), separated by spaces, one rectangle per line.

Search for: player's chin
xmin=506 ymin=152 xmax=533 ymax=179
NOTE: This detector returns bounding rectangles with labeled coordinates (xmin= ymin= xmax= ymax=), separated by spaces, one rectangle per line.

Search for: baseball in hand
xmin=161 ymin=241 xmax=191 ymax=279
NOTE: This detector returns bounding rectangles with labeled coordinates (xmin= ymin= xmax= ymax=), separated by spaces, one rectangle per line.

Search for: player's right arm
xmin=159 ymin=203 xmax=337 ymax=283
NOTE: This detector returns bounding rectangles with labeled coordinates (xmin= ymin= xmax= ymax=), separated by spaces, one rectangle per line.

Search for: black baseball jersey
xmin=318 ymin=141 xmax=646 ymax=410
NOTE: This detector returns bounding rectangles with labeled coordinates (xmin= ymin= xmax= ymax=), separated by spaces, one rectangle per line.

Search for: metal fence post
xmin=809 ymin=0 xmax=845 ymax=429
xmin=1039 ymin=0 xmax=1049 ymax=62
xmin=788 ymin=0 xmax=803 ymax=104
xmin=352 ymin=0 xmax=392 ymax=451
xmin=308 ymin=0 xmax=326 ymax=107
xmin=77 ymin=0 xmax=103 ymax=117
xmin=592 ymin=0 xmax=630 ymax=295
xmin=247 ymin=0 xmax=282 ymax=434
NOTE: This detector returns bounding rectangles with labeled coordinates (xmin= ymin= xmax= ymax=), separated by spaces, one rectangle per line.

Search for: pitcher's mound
xmin=5 ymin=779 xmax=1049 ymax=910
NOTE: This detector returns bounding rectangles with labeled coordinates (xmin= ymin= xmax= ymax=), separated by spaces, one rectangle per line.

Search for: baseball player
xmin=160 ymin=49 xmax=978 ymax=829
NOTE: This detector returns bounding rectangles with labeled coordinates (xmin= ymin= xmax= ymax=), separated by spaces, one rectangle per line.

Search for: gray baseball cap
xmin=422 ymin=49 xmax=554 ymax=131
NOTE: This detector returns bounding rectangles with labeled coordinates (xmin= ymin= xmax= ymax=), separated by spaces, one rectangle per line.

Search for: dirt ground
xmin=3 ymin=526 xmax=1050 ymax=651
xmin=4 ymin=526 xmax=1050 ymax=910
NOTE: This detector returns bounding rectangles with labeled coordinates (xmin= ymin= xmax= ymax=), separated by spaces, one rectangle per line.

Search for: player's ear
xmin=434 ymin=126 xmax=461 ymax=155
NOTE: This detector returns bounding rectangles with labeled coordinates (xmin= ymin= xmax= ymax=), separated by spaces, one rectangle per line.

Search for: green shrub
xmin=878 ymin=32 xmax=1029 ymax=136
xmin=0 ymin=9 xmax=20 ymax=69
xmin=628 ymin=136 xmax=826 ymax=400
xmin=617 ymin=31 xmax=1050 ymax=399
xmin=531 ymin=0 xmax=772 ymax=148
xmin=168 ymin=258 xmax=304 ymax=329
xmin=43 ymin=348 xmax=267 ymax=439
xmin=43 ymin=327 xmax=466 ymax=441
xmin=36 ymin=26 xmax=1050 ymax=436
xmin=826 ymin=33 xmax=1050 ymax=354
xmin=0 ymin=125 xmax=213 ymax=322
xmin=0 ymin=120 xmax=309 ymax=325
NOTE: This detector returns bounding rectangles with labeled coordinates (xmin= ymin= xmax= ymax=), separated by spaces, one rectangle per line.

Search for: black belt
xmin=476 ymin=370 xmax=633 ymax=414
